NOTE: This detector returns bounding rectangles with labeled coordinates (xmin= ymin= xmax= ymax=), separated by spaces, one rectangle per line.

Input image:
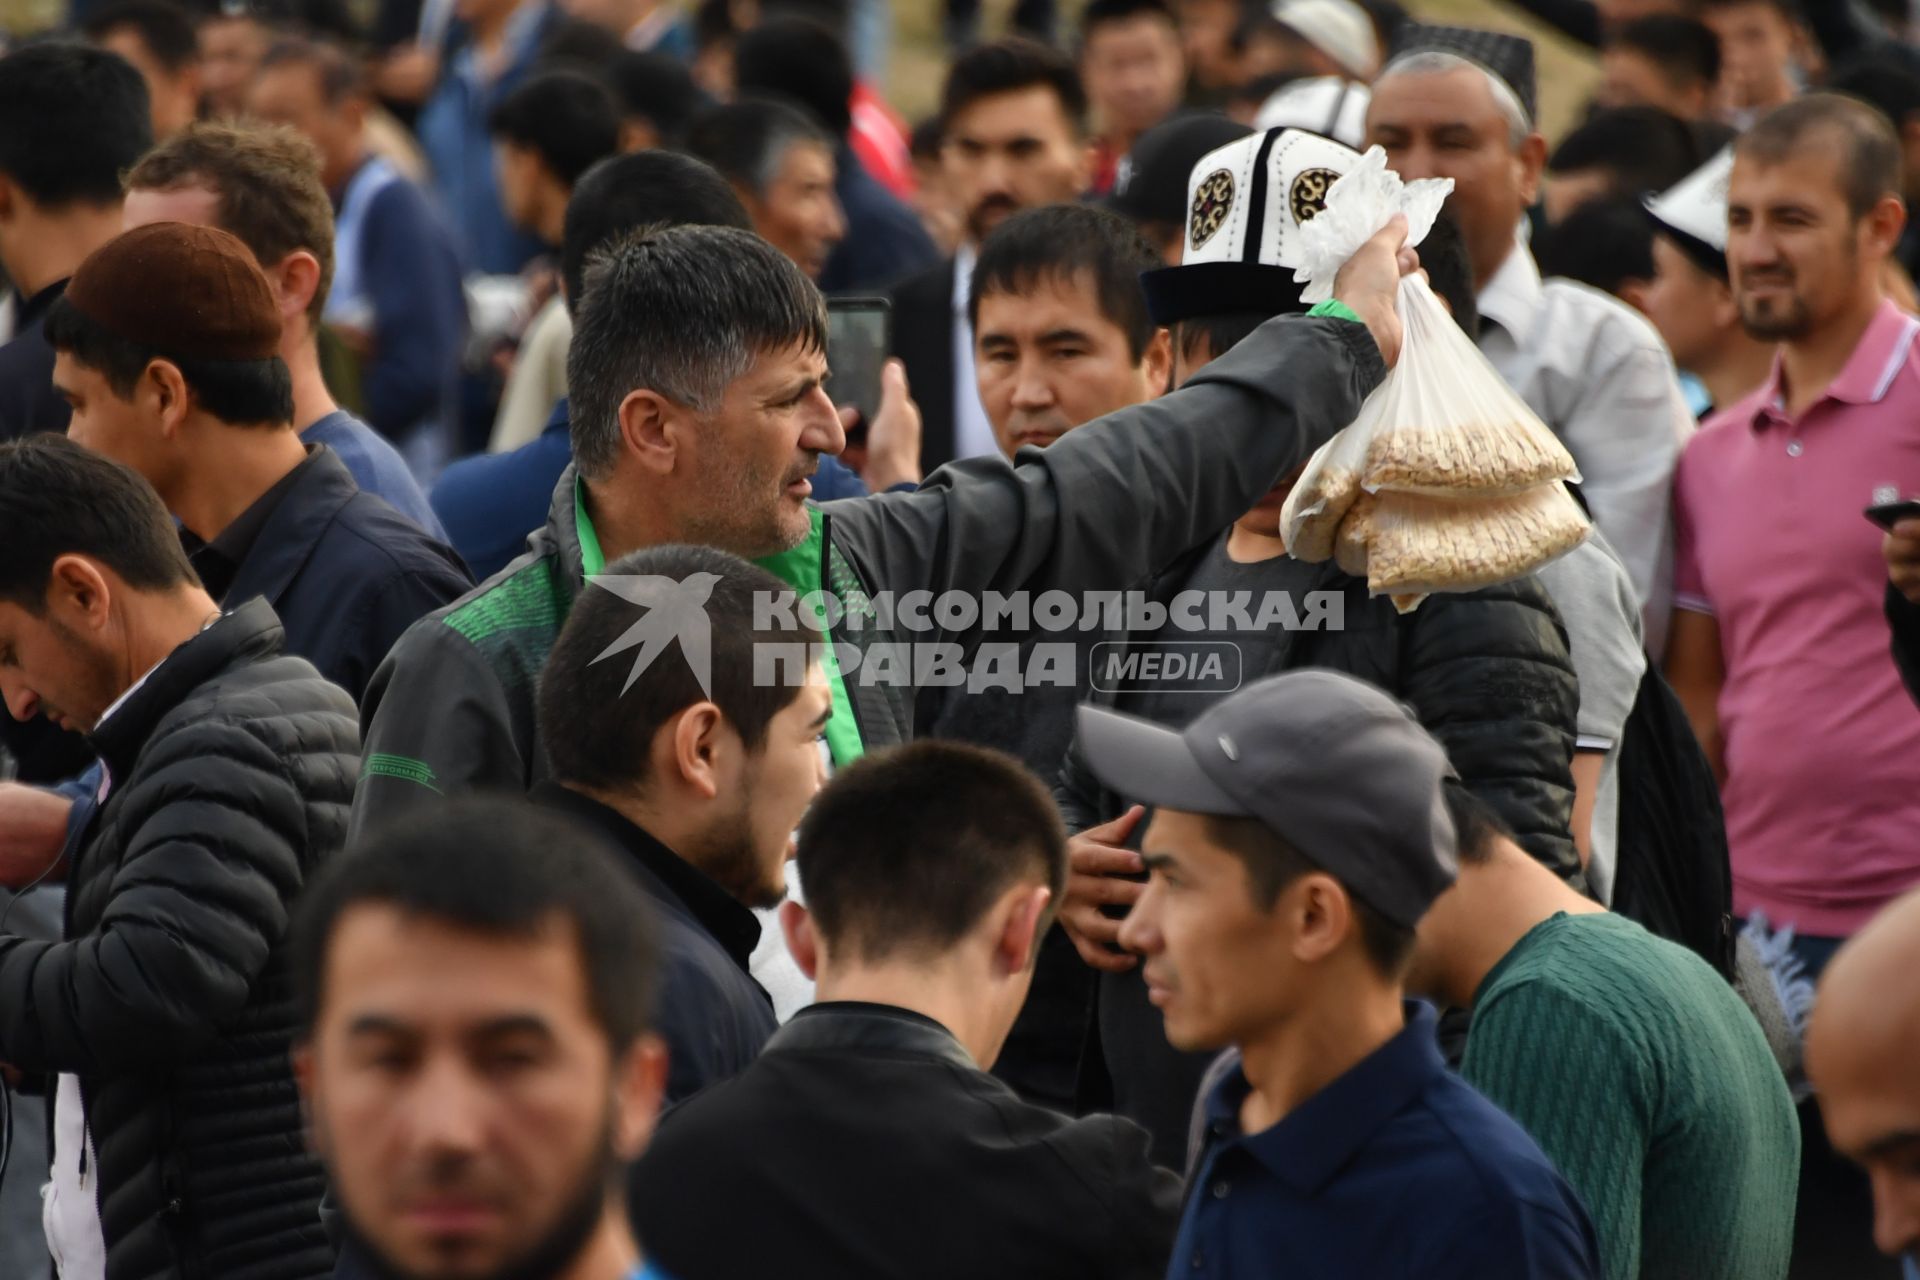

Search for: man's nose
xmin=1870 ymin=1170 xmax=1920 ymax=1259
xmin=408 ymin=1060 xmax=490 ymax=1158
xmin=824 ymin=195 xmax=848 ymax=244
xmin=1009 ymin=359 xmax=1055 ymax=407
xmin=801 ymin=385 xmax=846 ymax=454
xmin=1386 ymin=143 xmax=1439 ymax=183
xmin=1116 ymin=881 xmax=1161 ymax=955
xmin=0 ymin=675 xmax=37 ymax=724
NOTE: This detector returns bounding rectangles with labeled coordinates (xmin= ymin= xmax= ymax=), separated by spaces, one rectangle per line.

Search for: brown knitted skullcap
xmin=63 ymin=222 xmax=281 ymax=362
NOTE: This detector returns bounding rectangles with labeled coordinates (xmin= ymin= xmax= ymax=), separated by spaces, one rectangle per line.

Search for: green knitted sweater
xmin=1461 ymin=912 xmax=1800 ymax=1280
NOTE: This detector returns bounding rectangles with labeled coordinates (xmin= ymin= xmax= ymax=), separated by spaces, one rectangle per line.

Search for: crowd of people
xmin=1 ymin=0 xmax=1920 ymax=1277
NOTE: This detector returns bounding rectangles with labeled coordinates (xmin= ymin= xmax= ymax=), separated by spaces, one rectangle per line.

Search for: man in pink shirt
xmin=1669 ymin=93 xmax=1920 ymax=956
xmin=1669 ymin=90 xmax=1920 ymax=1279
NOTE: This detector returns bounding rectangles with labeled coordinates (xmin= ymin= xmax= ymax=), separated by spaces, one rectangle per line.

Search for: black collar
xmin=86 ymin=598 xmax=285 ymax=788
xmin=17 ymin=278 xmax=67 ymax=329
xmin=187 ymin=446 xmax=331 ymax=603
xmin=530 ymin=782 xmax=762 ymax=973
xmin=767 ymin=1001 xmax=975 ymax=1071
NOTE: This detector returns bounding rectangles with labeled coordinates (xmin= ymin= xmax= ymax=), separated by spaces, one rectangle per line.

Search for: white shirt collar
xmin=1476 ymin=233 xmax=1542 ymax=340
xmin=953 ymin=241 xmax=978 ymax=313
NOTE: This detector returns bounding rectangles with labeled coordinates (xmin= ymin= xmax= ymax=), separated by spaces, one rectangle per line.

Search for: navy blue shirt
xmin=1173 ymin=1002 xmax=1599 ymax=1280
xmin=819 ymin=144 xmax=938 ymax=294
xmin=431 ymin=398 xmax=880 ymax=581
xmin=302 ymin=409 xmax=445 ymax=539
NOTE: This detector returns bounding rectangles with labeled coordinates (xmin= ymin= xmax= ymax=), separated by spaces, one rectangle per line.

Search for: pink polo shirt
xmin=1674 ymin=299 xmax=1920 ymax=937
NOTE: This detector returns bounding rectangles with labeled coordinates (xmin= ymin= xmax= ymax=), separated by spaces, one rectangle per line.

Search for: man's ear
xmin=146 ymin=358 xmax=194 ymax=439
xmin=662 ymin=702 xmax=730 ymax=800
xmin=270 ymin=250 xmax=325 ymax=328
xmin=1288 ymin=872 xmax=1355 ymax=966
xmin=1614 ymin=277 xmax=1652 ymax=315
xmin=617 ymin=388 xmax=693 ymax=477
xmin=611 ymin=1031 xmax=670 ymax=1161
xmin=291 ymin=1040 xmax=326 ymax=1155
xmin=1141 ymin=327 xmax=1173 ymax=398
xmin=45 ymin=554 xmax=114 ymax=636
xmin=1865 ymin=193 xmax=1908 ymax=264
xmin=780 ymin=899 xmax=820 ymax=979
xmin=1516 ymin=132 xmax=1549 ymax=209
xmin=995 ymin=883 xmax=1052 ymax=976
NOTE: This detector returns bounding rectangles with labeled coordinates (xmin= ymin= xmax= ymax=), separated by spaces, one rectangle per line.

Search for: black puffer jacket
xmin=1057 ymin=544 xmax=1584 ymax=885
xmin=0 ymin=599 xmax=357 ymax=1280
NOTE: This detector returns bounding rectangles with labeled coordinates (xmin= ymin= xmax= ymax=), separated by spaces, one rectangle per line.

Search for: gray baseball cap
xmin=1076 ymin=670 xmax=1459 ymax=928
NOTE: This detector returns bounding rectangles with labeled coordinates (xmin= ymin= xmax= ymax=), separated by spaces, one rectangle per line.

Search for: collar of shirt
xmin=16 ymin=277 xmax=68 ymax=331
xmin=1475 ymin=235 xmax=1542 ymax=344
xmin=951 ymin=241 xmax=977 ymax=316
xmin=1202 ymin=1001 xmax=1443 ymax=1195
xmin=92 ymin=607 xmax=225 ymax=803
xmin=185 ymin=447 xmax=320 ymax=601
xmin=1743 ymin=298 xmax=1920 ymax=431
xmin=767 ymin=1000 xmax=974 ymax=1069
xmin=625 ymin=6 xmax=676 ymax=49
xmin=531 ymin=782 xmax=763 ymax=972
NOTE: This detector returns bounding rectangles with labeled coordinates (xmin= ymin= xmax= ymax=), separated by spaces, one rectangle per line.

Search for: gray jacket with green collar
xmin=347 ymin=310 xmax=1384 ymax=843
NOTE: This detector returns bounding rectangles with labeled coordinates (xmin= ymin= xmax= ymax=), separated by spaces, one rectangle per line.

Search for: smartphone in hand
xmin=825 ymin=297 xmax=891 ymax=444
xmin=1866 ymin=499 xmax=1920 ymax=531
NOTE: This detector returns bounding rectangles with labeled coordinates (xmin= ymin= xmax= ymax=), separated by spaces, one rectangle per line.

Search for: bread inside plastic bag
xmin=1352 ymin=482 xmax=1591 ymax=597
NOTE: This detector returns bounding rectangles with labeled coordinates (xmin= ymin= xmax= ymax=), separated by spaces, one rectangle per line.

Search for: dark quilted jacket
xmin=0 ymin=599 xmax=358 ymax=1280
xmin=1057 ymin=544 xmax=1584 ymax=887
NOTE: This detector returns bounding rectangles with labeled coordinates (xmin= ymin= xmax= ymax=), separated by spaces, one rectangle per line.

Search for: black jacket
xmin=889 ymin=257 xmax=958 ymax=471
xmin=1058 ymin=548 xmax=1583 ymax=880
xmin=630 ymin=1002 xmax=1182 ymax=1280
xmin=217 ymin=445 xmax=472 ymax=703
xmin=532 ymin=784 xmax=775 ymax=1102
xmin=0 ymin=599 xmax=358 ymax=1280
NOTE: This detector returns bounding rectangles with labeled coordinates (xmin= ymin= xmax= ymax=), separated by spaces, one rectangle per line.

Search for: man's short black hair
xmin=84 ymin=0 xmax=200 ymax=71
xmin=487 ymin=69 xmax=622 ymax=188
xmin=1537 ymin=197 xmax=1655 ymax=297
xmin=1738 ymin=91 xmax=1903 ymax=220
xmin=1204 ymin=813 xmax=1416 ymax=977
xmin=537 ymin=544 xmax=823 ymax=794
xmin=969 ymin=204 xmax=1161 ymax=360
xmin=1080 ymin=0 xmax=1177 ymax=47
xmin=45 ymin=296 xmax=295 ymax=427
xmin=797 ymin=740 xmax=1067 ymax=964
xmin=534 ymin=17 xmax=625 ymax=75
xmin=1443 ymin=779 xmax=1513 ymax=867
xmin=0 ymin=42 xmax=152 ymax=207
xmin=560 ymin=150 xmax=752 ymax=316
xmin=942 ymin=36 xmax=1088 ymax=135
xmin=684 ymin=97 xmax=835 ymax=199
xmin=607 ymin=49 xmax=705 ymax=146
xmin=1548 ymin=105 xmax=1703 ymax=197
xmin=567 ymin=224 xmax=825 ymax=476
xmin=1608 ymin=15 xmax=1721 ymax=92
xmin=1830 ymin=56 xmax=1920 ymax=140
xmin=291 ymin=798 xmax=662 ymax=1052
xmin=733 ymin=17 xmax=854 ymax=138
xmin=0 ymin=434 xmax=197 ymax=612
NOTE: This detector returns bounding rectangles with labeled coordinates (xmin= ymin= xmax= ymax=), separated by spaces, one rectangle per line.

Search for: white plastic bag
xmin=1280 ymin=147 xmax=1586 ymax=607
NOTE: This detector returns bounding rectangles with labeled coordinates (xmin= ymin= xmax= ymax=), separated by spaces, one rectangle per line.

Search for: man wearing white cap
xmin=1266 ymin=0 xmax=1380 ymax=81
xmin=1368 ymin=27 xmax=1694 ymax=656
xmin=1639 ymin=147 xmax=1775 ymax=415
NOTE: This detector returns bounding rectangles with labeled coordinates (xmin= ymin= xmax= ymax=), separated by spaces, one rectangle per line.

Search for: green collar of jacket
xmin=574 ymin=477 xmax=864 ymax=766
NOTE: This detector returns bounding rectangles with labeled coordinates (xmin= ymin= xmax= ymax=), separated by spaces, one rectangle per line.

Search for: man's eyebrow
xmin=1038 ymin=328 xmax=1096 ymax=346
xmin=345 ymin=1014 xmax=414 ymax=1038
xmin=1864 ymin=1131 xmax=1920 ymax=1160
xmin=1141 ymin=852 xmax=1176 ymax=872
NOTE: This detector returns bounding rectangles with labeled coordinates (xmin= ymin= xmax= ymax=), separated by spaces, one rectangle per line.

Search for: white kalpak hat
xmin=1141 ymin=127 xmax=1363 ymax=325
xmin=1643 ymin=146 xmax=1733 ymax=277
xmin=1254 ymin=75 xmax=1370 ymax=149
xmin=1271 ymin=0 xmax=1382 ymax=80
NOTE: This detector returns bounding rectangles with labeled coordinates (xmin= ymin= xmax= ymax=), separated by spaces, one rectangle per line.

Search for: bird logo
xmin=585 ymin=572 xmax=724 ymax=696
